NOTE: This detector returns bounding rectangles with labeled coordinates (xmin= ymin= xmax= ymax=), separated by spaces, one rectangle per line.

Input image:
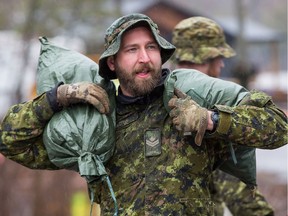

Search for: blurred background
xmin=0 ymin=0 xmax=287 ymax=215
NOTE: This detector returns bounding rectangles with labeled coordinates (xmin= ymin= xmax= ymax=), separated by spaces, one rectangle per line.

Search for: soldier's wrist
xmin=46 ymin=82 xmax=64 ymax=112
xmin=210 ymin=111 xmax=219 ymax=132
xmin=207 ymin=110 xmax=218 ymax=131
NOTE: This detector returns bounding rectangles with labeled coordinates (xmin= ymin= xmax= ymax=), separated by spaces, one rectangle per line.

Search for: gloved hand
xmin=57 ymin=82 xmax=110 ymax=114
xmin=168 ymin=88 xmax=208 ymax=146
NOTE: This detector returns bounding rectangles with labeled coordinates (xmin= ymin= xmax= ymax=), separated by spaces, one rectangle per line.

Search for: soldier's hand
xmin=57 ymin=82 xmax=110 ymax=114
xmin=168 ymin=88 xmax=208 ymax=146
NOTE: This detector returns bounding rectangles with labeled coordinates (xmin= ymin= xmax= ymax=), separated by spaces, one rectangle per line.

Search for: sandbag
xmin=163 ymin=69 xmax=248 ymax=110
xmin=36 ymin=37 xmax=118 ymax=215
xmin=163 ymin=69 xmax=257 ymax=188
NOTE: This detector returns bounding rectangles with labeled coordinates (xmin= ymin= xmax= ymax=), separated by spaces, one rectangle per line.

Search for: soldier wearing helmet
xmin=0 ymin=13 xmax=287 ymax=216
xmin=172 ymin=16 xmax=274 ymax=216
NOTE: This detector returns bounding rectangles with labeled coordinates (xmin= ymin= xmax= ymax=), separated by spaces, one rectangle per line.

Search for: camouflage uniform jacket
xmin=0 ymin=69 xmax=287 ymax=215
xmin=97 ymin=69 xmax=287 ymax=215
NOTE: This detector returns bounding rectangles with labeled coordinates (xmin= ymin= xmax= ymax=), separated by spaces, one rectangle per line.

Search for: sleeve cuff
xmin=46 ymin=82 xmax=64 ymax=112
xmin=213 ymin=104 xmax=233 ymax=135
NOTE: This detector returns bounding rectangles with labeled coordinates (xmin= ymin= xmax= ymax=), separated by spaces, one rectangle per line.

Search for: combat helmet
xmin=99 ymin=13 xmax=176 ymax=80
xmin=172 ymin=16 xmax=236 ymax=64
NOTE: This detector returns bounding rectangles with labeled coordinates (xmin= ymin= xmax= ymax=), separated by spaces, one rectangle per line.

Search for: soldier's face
xmin=107 ymin=26 xmax=162 ymax=97
xmin=207 ymin=57 xmax=224 ymax=78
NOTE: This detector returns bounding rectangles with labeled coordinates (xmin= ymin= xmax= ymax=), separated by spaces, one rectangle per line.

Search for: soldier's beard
xmin=115 ymin=63 xmax=162 ymax=97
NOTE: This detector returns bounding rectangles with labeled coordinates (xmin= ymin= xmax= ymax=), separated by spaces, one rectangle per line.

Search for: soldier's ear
xmin=107 ymin=56 xmax=115 ymax=71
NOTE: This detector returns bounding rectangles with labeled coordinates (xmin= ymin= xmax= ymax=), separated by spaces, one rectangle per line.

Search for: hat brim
xmin=174 ymin=43 xmax=235 ymax=64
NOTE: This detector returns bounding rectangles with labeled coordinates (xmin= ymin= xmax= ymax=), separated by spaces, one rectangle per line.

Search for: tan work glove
xmin=57 ymin=82 xmax=110 ymax=114
xmin=168 ymin=88 xmax=208 ymax=146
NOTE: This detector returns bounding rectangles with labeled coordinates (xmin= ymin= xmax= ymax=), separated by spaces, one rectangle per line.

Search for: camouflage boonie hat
xmin=172 ymin=16 xmax=236 ymax=64
xmin=99 ymin=13 xmax=175 ymax=80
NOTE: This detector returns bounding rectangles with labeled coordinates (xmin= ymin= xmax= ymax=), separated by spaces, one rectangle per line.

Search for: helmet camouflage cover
xmin=172 ymin=16 xmax=236 ymax=64
xmin=99 ymin=13 xmax=176 ymax=80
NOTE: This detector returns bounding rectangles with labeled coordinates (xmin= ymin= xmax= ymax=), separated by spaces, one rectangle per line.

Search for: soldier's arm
xmin=0 ymin=93 xmax=56 ymax=169
xmin=0 ymin=89 xmax=60 ymax=169
xmin=0 ymin=82 xmax=110 ymax=169
xmin=211 ymin=170 xmax=274 ymax=216
xmin=212 ymin=90 xmax=287 ymax=149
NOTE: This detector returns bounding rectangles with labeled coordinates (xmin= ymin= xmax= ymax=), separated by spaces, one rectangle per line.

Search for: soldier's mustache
xmin=134 ymin=64 xmax=154 ymax=74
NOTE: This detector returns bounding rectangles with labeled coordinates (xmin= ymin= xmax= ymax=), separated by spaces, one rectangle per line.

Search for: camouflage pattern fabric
xmin=211 ymin=170 xmax=274 ymax=216
xmin=1 ymin=13 xmax=287 ymax=215
xmin=94 ymin=72 xmax=287 ymax=215
xmin=171 ymin=17 xmax=281 ymax=216
xmin=172 ymin=16 xmax=235 ymax=64
xmin=212 ymin=89 xmax=287 ymax=149
xmin=0 ymin=93 xmax=57 ymax=169
xmin=0 ymin=71 xmax=287 ymax=215
xmin=98 ymin=13 xmax=175 ymax=80
xmin=99 ymin=92 xmax=217 ymax=215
